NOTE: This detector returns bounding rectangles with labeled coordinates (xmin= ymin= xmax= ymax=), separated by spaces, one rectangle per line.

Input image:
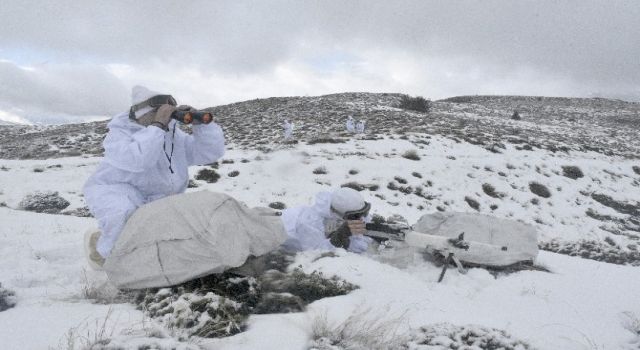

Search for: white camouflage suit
xmin=83 ymin=112 xmax=225 ymax=257
xmin=281 ymin=191 xmax=373 ymax=253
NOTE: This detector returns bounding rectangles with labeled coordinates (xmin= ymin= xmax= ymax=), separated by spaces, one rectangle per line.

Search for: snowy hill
xmin=0 ymin=93 xmax=639 ymax=349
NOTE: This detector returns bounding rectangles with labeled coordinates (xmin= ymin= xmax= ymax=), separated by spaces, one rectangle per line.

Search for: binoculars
xmin=171 ymin=110 xmax=214 ymax=125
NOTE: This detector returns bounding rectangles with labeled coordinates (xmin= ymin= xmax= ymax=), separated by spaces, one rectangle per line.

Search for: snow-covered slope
xmin=0 ymin=93 xmax=639 ymax=349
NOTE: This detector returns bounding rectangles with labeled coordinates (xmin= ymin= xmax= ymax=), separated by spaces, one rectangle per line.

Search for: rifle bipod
xmin=437 ymin=252 xmax=466 ymax=283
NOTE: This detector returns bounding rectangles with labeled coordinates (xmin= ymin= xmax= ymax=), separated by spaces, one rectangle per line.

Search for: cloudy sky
xmin=1 ymin=0 xmax=638 ymax=124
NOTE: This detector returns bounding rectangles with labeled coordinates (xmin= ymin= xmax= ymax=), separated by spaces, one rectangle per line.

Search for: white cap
xmin=131 ymin=85 xmax=163 ymax=119
xmin=331 ymin=188 xmax=365 ymax=215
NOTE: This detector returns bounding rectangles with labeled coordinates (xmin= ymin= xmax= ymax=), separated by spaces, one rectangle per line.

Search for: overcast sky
xmin=1 ymin=0 xmax=638 ymax=124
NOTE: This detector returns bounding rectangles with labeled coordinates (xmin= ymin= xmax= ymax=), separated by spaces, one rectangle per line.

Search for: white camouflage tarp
xmin=103 ymin=191 xmax=287 ymax=289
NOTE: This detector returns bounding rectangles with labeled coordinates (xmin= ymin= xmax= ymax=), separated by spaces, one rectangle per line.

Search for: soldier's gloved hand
xmin=346 ymin=219 xmax=366 ymax=235
xmin=152 ymin=104 xmax=176 ymax=130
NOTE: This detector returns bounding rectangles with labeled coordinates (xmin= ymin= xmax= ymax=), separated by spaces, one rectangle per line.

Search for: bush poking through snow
xmin=401 ymin=150 xmax=421 ymax=161
xmin=62 ymin=206 xmax=93 ymax=217
xmin=562 ymin=165 xmax=584 ymax=179
xmin=260 ymin=269 xmax=357 ymax=304
xmin=394 ymin=176 xmax=408 ymax=184
xmin=0 ymin=283 xmax=16 ymax=312
xmin=371 ymin=214 xmax=386 ymax=225
xmin=253 ymin=292 xmax=304 ymax=314
xmin=313 ymin=166 xmax=328 ymax=175
xmin=308 ymin=138 xmax=347 ymax=145
xmin=342 ymin=182 xmax=366 ymax=192
xmin=529 ymin=182 xmax=551 ymax=198
xmin=187 ymin=179 xmax=198 ymax=188
xmin=633 ymin=166 xmax=640 ymax=175
xmin=540 ymin=239 xmax=640 ymax=266
xmin=406 ymin=323 xmax=533 ymax=350
xmin=397 ymin=94 xmax=431 ymax=113
xmin=511 ymin=110 xmax=522 ymax=120
xmin=411 ymin=172 xmax=422 ymax=178
xmin=591 ymin=193 xmax=640 ymax=216
xmin=348 ymin=169 xmax=359 ymax=175
xmin=310 ymin=309 xmax=409 ymax=350
xmin=464 ymin=196 xmax=480 ymax=211
xmin=227 ymin=170 xmax=240 ymax=177
xmin=482 ymin=183 xmax=504 ymax=198
xmin=126 ymin=263 xmax=358 ymax=339
xmin=195 ymin=168 xmax=220 ymax=183
xmin=268 ymin=201 xmax=286 ymax=210
xmin=18 ymin=191 xmax=70 ymax=214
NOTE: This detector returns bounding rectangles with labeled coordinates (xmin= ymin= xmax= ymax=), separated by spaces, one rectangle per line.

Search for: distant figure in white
xmin=346 ymin=116 xmax=355 ymax=133
xmin=356 ymin=119 xmax=366 ymax=134
xmin=283 ymin=119 xmax=293 ymax=140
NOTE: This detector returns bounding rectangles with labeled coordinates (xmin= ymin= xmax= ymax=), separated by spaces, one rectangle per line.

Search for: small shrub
xmin=482 ymin=183 xmax=503 ymax=198
xmin=253 ymin=293 xmax=304 ymax=314
xmin=412 ymin=171 xmax=422 ymax=178
xmin=187 ymin=179 xmax=199 ymax=188
xmin=394 ymin=176 xmax=408 ymax=184
xmin=398 ymin=185 xmax=413 ymax=195
xmin=398 ymin=94 xmax=431 ymax=113
xmin=195 ymin=168 xmax=220 ymax=183
xmin=18 ymin=191 xmax=70 ymax=214
xmin=221 ymin=159 xmax=234 ymax=164
xmin=260 ymin=269 xmax=357 ymax=304
xmin=348 ymin=169 xmax=359 ymax=175
xmin=511 ymin=110 xmax=522 ymax=120
xmin=342 ymin=182 xmax=366 ymax=192
xmin=540 ymin=239 xmax=640 ymax=266
xmin=529 ymin=182 xmax=551 ymax=198
xmin=464 ymin=196 xmax=480 ymax=211
xmin=0 ymin=283 xmax=16 ymax=312
xmin=490 ymin=204 xmax=498 ymax=210
xmin=367 ymin=184 xmax=380 ymax=191
xmin=407 ymin=323 xmax=533 ymax=350
xmin=633 ymin=166 xmax=640 ymax=175
xmin=227 ymin=170 xmax=240 ymax=177
xmin=371 ymin=214 xmax=386 ymax=224
xmin=562 ymin=165 xmax=584 ymax=179
xmin=268 ymin=201 xmax=286 ymax=210
xmin=62 ymin=206 xmax=93 ymax=217
xmin=310 ymin=309 xmax=408 ymax=350
xmin=591 ymin=193 xmax=639 ymax=216
xmin=33 ymin=166 xmax=45 ymax=173
xmin=402 ymin=150 xmax=421 ymax=161
xmin=307 ymin=138 xmax=346 ymax=145
xmin=313 ymin=166 xmax=328 ymax=175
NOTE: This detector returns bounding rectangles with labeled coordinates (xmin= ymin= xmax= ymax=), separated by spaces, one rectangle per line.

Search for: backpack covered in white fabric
xmin=103 ymin=191 xmax=287 ymax=289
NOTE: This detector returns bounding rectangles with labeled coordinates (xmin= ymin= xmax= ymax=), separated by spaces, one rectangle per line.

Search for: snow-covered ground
xmin=1 ymin=134 xmax=639 ymax=349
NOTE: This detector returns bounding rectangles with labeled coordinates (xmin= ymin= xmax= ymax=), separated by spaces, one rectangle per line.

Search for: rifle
xmin=364 ymin=222 xmax=536 ymax=282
